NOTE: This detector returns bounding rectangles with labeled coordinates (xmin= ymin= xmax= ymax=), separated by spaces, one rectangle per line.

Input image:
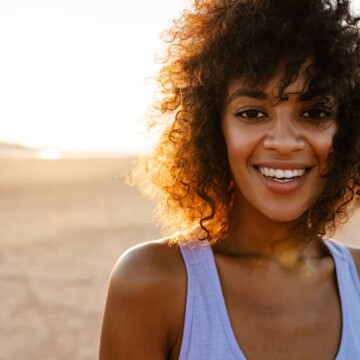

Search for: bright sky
xmin=1 ymin=0 xmax=360 ymax=155
xmin=0 ymin=0 xmax=185 ymax=155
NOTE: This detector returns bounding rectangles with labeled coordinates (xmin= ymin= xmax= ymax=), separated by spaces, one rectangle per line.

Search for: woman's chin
xmin=258 ymin=208 xmax=307 ymax=225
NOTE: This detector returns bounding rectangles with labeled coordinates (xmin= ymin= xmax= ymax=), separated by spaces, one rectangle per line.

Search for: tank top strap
xmin=324 ymin=239 xmax=360 ymax=298
xmin=324 ymin=239 xmax=360 ymax=359
xmin=179 ymin=240 xmax=216 ymax=360
xmin=179 ymin=240 xmax=246 ymax=360
xmin=179 ymin=239 xmax=212 ymax=265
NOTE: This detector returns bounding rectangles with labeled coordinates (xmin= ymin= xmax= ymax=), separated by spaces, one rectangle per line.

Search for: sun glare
xmin=0 ymin=0 xmax=186 ymax=154
xmin=38 ymin=148 xmax=63 ymax=160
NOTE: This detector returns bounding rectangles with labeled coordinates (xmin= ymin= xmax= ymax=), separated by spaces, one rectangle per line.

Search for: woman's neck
xmin=214 ymin=197 xmax=328 ymax=262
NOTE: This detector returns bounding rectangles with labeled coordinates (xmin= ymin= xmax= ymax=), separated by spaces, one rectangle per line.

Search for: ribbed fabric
xmin=178 ymin=239 xmax=360 ymax=360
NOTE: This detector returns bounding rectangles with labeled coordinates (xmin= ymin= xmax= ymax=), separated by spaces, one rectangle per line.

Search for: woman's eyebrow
xmin=226 ymin=88 xmax=267 ymax=104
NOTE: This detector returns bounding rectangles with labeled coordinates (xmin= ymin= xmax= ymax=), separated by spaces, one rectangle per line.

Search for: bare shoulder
xmin=111 ymin=238 xmax=185 ymax=289
xmin=108 ymin=239 xmax=187 ymax=311
xmin=99 ymin=239 xmax=186 ymax=360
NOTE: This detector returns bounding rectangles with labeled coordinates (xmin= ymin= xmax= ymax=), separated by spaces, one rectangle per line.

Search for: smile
xmin=257 ymin=167 xmax=307 ymax=183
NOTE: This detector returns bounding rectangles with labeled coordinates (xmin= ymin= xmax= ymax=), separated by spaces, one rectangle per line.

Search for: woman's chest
xmin=219 ymin=260 xmax=343 ymax=360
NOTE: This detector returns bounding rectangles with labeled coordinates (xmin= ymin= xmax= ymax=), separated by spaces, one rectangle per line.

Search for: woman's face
xmin=221 ymin=68 xmax=337 ymax=223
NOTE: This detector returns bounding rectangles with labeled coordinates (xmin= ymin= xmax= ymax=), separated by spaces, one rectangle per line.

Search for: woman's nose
xmin=263 ymin=116 xmax=306 ymax=154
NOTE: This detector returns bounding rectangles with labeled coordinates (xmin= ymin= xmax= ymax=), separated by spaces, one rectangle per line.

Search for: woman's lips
xmin=253 ymin=165 xmax=312 ymax=194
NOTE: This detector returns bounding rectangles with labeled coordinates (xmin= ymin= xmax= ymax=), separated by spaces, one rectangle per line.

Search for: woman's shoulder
xmin=110 ymin=238 xmax=185 ymax=292
xmin=324 ymin=238 xmax=360 ymax=283
xmin=99 ymin=238 xmax=187 ymax=358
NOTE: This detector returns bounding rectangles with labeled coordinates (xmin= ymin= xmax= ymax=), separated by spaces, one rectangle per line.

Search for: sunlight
xmin=0 ymin=0 xmax=185 ymax=155
xmin=38 ymin=148 xmax=63 ymax=160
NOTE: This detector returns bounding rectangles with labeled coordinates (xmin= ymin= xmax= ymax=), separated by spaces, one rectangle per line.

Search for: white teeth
xmin=275 ymin=169 xmax=284 ymax=178
xmin=284 ymin=170 xmax=293 ymax=178
xmin=258 ymin=167 xmax=306 ymax=180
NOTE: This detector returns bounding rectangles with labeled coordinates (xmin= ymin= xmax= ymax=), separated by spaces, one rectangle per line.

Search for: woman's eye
xmin=235 ymin=109 xmax=266 ymax=118
xmin=301 ymin=108 xmax=333 ymax=120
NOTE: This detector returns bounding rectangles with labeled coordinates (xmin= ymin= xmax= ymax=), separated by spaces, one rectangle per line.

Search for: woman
xmin=99 ymin=0 xmax=360 ymax=359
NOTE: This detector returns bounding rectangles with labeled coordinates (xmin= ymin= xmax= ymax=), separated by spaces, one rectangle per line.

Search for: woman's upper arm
xmin=99 ymin=243 xmax=173 ymax=360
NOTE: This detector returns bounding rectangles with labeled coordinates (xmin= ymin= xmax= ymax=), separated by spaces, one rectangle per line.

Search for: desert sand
xmin=1 ymin=157 xmax=359 ymax=360
xmin=0 ymin=158 xmax=160 ymax=360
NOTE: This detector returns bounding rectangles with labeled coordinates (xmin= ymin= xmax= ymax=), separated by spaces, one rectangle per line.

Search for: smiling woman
xmin=222 ymin=65 xmax=338 ymax=223
xmin=100 ymin=1 xmax=360 ymax=359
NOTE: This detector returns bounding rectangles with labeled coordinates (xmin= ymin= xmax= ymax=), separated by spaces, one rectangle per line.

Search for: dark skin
xmin=99 ymin=238 xmax=360 ymax=359
xmin=99 ymin=69 xmax=360 ymax=359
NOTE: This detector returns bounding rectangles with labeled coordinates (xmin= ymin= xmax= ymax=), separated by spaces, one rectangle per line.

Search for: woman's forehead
xmin=227 ymin=76 xmax=307 ymax=99
xmin=227 ymin=58 xmax=320 ymax=95
xmin=226 ymin=66 xmax=334 ymax=104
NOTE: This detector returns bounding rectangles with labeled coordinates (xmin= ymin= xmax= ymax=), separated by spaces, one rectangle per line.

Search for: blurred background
xmin=1 ymin=0 xmax=360 ymax=359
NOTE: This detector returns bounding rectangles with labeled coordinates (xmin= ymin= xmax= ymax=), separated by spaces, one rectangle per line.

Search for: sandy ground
xmin=0 ymin=158 xmax=160 ymax=360
xmin=1 ymin=158 xmax=359 ymax=360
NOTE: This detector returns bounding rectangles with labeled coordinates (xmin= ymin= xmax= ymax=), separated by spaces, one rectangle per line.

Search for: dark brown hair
xmin=133 ymin=0 xmax=360 ymax=243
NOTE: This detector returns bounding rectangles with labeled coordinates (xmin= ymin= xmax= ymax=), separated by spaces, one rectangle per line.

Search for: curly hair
xmin=133 ymin=0 xmax=360 ymax=244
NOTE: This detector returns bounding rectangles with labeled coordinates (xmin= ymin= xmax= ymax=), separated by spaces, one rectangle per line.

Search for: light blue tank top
xmin=179 ymin=239 xmax=360 ymax=359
